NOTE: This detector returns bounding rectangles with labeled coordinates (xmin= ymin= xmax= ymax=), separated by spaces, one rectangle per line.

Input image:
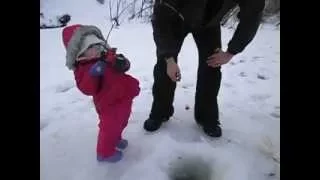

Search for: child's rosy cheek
xmin=91 ymin=49 xmax=100 ymax=56
xmin=84 ymin=48 xmax=98 ymax=57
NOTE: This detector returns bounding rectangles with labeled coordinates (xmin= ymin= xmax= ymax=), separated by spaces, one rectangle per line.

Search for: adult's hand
xmin=166 ymin=57 xmax=181 ymax=82
xmin=207 ymin=48 xmax=234 ymax=68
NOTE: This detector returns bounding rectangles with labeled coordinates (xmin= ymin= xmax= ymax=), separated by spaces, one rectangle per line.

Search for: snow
xmin=41 ymin=1 xmax=280 ymax=180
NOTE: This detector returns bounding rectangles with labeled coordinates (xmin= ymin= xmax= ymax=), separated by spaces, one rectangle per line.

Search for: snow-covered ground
xmin=41 ymin=1 xmax=280 ymax=180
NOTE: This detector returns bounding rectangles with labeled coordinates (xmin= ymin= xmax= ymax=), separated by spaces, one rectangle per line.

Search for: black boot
xmin=202 ymin=125 xmax=222 ymax=137
xmin=143 ymin=118 xmax=168 ymax=132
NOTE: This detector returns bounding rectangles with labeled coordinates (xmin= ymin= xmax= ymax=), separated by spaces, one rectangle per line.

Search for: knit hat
xmin=62 ymin=24 xmax=81 ymax=49
xmin=62 ymin=24 xmax=110 ymax=70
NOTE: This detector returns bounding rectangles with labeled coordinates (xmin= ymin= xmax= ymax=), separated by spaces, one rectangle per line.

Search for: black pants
xmin=150 ymin=26 xmax=222 ymax=128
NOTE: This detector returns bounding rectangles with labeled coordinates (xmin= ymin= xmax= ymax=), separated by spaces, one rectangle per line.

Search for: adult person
xmin=144 ymin=0 xmax=265 ymax=137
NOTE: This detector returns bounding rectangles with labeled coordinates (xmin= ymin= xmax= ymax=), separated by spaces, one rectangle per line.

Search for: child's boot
xmin=116 ymin=139 xmax=128 ymax=150
xmin=97 ymin=150 xmax=123 ymax=163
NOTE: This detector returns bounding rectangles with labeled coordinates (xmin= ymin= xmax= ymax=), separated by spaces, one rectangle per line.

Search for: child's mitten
xmin=114 ymin=54 xmax=130 ymax=73
xmin=89 ymin=60 xmax=107 ymax=76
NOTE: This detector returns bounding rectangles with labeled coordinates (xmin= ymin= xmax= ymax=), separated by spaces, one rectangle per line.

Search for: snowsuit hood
xmin=62 ymin=24 xmax=111 ymax=70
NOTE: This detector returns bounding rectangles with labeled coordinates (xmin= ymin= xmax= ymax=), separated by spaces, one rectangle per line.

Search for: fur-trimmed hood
xmin=62 ymin=24 xmax=111 ymax=70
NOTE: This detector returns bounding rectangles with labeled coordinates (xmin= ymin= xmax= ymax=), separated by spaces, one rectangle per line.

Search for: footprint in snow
xmin=257 ymin=74 xmax=269 ymax=80
xmin=223 ymin=82 xmax=233 ymax=88
xmin=266 ymin=172 xmax=277 ymax=178
xmin=251 ymin=94 xmax=271 ymax=102
xmin=40 ymin=121 xmax=48 ymax=130
xmin=239 ymin=59 xmax=246 ymax=63
xmin=55 ymin=81 xmax=75 ymax=93
xmin=239 ymin=72 xmax=247 ymax=77
xmin=69 ymin=98 xmax=83 ymax=104
xmin=270 ymin=112 xmax=280 ymax=118
xmin=181 ymin=83 xmax=194 ymax=89
xmin=270 ymin=106 xmax=280 ymax=118
xmin=182 ymin=85 xmax=188 ymax=89
xmin=252 ymin=56 xmax=263 ymax=62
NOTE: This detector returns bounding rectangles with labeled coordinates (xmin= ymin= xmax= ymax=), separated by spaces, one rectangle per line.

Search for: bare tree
xmin=106 ymin=0 xmax=138 ymax=40
xmin=106 ymin=0 xmax=279 ymax=31
xmin=107 ymin=0 xmax=154 ymax=22
xmin=105 ymin=0 xmax=155 ymax=40
xmin=221 ymin=0 xmax=280 ymax=28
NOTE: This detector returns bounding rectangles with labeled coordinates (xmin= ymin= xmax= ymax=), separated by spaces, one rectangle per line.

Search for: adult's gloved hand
xmin=89 ymin=60 xmax=107 ymax=76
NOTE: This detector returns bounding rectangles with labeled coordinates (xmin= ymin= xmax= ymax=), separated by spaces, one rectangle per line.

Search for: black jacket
xmin=152 ymin=0 xmax=265 ymax=58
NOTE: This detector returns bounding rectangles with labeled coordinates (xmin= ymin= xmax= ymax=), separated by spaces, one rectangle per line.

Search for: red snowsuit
xmin=74 ymin=58 xmax=140 ymax=157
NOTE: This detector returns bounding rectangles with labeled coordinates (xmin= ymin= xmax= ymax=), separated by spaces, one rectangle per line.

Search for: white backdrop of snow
xmin=41 ymin=0 xmax=280 ymax=180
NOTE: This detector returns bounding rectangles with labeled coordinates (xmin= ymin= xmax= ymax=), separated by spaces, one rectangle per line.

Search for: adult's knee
xmin=206 ymin=66 xmax=221 ymax=78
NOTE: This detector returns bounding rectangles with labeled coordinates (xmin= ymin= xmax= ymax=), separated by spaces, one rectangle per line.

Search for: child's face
xmin=83 ymin=46 xmax=99 ymax=58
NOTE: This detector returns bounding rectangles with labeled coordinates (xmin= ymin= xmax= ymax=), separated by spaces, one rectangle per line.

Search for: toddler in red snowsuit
xmin=62 ymin=24 xmax=140 ymax=162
